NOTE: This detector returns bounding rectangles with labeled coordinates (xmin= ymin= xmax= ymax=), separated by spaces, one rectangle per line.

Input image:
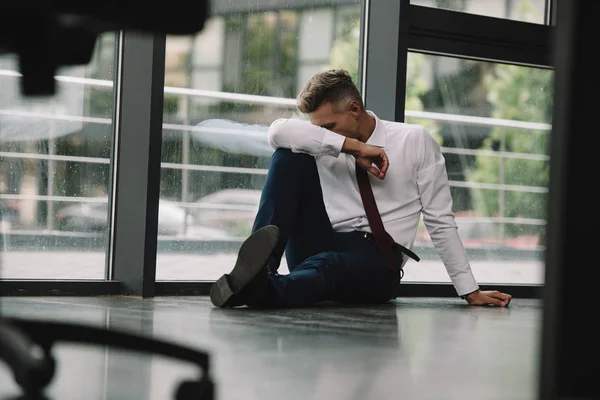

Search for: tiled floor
xmin=0 ymin=296 xmax=542 ymax=400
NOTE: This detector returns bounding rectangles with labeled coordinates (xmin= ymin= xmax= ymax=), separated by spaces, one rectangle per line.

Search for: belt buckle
xmin=363 ymin=232 xmax=369 ymax=239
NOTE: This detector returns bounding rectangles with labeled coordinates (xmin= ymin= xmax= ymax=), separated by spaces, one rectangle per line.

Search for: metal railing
xmin=0 ymin=69 xmax=550 ymax=241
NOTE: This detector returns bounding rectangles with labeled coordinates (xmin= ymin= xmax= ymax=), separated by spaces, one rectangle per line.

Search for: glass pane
xmin=403 ymin=52 xmax=553 ymax=285
xmin=157 ymin=3 xmax=363 ymax=280
xmin=411 ymin=0 xmax=549 ymax=24
xmin=0 ymin=33 xmax=117 ymax=279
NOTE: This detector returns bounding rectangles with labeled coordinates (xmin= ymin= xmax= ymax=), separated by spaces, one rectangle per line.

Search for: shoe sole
xmin=210 ymin=225 xmax=279 ymax=307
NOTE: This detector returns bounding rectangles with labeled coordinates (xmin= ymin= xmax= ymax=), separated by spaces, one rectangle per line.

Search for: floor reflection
xmin=0 ymin=297 xmax=540 ymax=400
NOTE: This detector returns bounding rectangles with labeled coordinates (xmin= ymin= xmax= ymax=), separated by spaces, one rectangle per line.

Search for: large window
xmin=401 ymin=52 xmax=553 ymax=285
xmin=0 ymin=33 xmax=117 ymax=279
xmin=0 ymin=1 xmax=553 ymax=294
xmin=156 ymin=4 xmax=363 ymax=280
xmin=411 ymin=0 xmax=550 ymax=24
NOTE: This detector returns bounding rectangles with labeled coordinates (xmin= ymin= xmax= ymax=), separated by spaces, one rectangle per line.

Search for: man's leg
xmin=211 ymin=148 xmax=335 ymax=308
xmin=254 ymin=232 xmax=400 ymax=308
xmin=212 ymin=149 xmax=400 ymax=309
xmin=251 ymin=148 xmax=335 ymax=272
xmin=211 ymin=230 xmax=400 ymax=309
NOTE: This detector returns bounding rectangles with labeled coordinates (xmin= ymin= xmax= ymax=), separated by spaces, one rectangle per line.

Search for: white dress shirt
xmin=267 ymin=111 xmax=479 ymax=296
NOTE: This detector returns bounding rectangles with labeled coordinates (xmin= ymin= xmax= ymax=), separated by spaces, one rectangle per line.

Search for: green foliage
xmin=87 ymin=89 xmax=114 ymax=117
xmin=328 ymin=24 xmax=441 ymax=144
xmin=327 ymin=18 xmax=360 ymax=83
xmin=466 ymin=64 xmax=553 ymax=237
xmin=242 ymin=13 xmax=297 ymax=97
xmin=405 ymin=53 xmax=441 ymax=144
xmin=163 ymin=94 xmax=181 ymax=115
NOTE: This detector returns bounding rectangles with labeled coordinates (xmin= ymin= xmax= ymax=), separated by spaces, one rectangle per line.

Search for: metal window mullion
xmin=106 ymin=32 xmax=124 ymax=281
xmin=362 ymin=0 xmax=410 ymax=122
xmin=108 ymin=31 xmax=166 ymax=297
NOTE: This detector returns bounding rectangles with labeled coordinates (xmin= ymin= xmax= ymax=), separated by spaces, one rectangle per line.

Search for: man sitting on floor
xmin=209 ymin=69 xmax=512 ymax=309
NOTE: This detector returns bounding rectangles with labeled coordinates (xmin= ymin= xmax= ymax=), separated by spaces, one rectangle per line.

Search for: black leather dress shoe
xmin=210 ymin=225 xmax=279 ymax=308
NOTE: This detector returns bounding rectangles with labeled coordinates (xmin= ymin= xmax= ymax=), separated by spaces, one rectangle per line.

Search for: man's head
xmin=296 ymin=69 xmax=366 ymax=139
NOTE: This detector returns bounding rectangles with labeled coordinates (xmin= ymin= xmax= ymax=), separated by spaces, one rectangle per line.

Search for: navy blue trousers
xmin=248 ymin=148 xmax=401 ymax=308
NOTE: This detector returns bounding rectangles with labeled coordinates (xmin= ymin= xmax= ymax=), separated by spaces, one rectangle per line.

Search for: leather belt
xmin=359 ymin=231 xmax=420 ymax=263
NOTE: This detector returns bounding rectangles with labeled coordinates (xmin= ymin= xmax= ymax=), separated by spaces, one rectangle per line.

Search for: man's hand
xmin=464 ymin=289 xmax=512 ymax=307
xmin=342 ymin=138 xmax=389 ymax=179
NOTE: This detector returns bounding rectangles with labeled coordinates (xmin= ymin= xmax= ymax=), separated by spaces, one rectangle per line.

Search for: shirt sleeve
xmin=415 ymin=127 xmax=479 ymax=296
xmin=267 ymin=118 xmax=346 ymax=157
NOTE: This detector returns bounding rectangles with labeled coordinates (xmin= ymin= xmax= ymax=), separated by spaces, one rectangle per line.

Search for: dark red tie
xmin=355 ymin=162 xmax=420 ymax=272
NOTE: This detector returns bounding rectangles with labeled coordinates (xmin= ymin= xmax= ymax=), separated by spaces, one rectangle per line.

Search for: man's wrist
xmin=341 ymin=138 xmax=363 ymax=157
xmin=461 ymin=289 xmax=479 ymax=300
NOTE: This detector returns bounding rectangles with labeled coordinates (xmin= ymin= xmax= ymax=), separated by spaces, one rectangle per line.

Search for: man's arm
xmin=268 ymin=118 xmax=389 ymax=178
xmin=415 ymin=128 xmax=511 ymax=306
xmin=267 ymin=118 xmax=346 ymax=157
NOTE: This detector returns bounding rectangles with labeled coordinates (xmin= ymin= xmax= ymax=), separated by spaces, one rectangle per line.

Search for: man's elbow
xmin=423 ymin=215 xmax=458 ymax=235
xmin=267 ymin=120 xmax=287 ymax=149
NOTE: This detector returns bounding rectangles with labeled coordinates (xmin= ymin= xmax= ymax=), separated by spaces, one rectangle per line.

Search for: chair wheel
xmin=16 ymin=393 xmax=49 ymax=400
xmin=15 ymin=354 xmax=56 ymax=397
xmin=176 ymin=379 xmax=214 ymax=400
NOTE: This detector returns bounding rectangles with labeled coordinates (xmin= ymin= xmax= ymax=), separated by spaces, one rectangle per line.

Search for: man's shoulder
xmin=381 ymin=119 xmax=429 ymax=140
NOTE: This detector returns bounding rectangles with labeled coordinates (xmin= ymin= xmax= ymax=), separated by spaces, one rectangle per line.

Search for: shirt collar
xmin=365 ymin=110 xmax=386 ymax=148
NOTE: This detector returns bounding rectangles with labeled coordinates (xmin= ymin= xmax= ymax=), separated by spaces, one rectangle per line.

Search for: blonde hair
xmin=296 ymin=69 xmax=363 ymax=114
